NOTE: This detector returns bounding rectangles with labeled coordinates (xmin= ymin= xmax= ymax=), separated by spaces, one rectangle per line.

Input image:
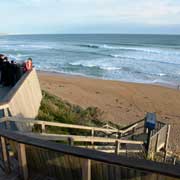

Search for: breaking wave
xmin=77 ymin=43 xmax=180 ymax=55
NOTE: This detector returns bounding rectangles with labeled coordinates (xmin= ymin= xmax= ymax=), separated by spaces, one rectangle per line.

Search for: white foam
xmin=159 ymin=73 xmax=166 ymax=76
xmin=100 ymin=66 xmax=122 ymax=71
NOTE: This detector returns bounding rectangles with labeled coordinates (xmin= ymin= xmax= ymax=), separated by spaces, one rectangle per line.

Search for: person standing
xmin=4 ymin=57 xmax=11 ymax=86
xmin=0 ymin=54 xmax=5 ymax=84
xmin=25 ymin=58 xmax=33 ymax=72
xmin=10 ymin=60 xmax=16 ymax=86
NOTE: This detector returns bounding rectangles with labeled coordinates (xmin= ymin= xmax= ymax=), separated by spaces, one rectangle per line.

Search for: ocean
xmin=0 ymin=34 xmax=180 ymax=85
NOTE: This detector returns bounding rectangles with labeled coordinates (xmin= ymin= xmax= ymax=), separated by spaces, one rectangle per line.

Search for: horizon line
xmin=3 ymin=32 xmax=180 ymax=36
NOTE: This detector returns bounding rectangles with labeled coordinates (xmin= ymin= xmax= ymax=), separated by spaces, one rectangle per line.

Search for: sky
xmin=0 ymin=0 xmax=180 ymax=34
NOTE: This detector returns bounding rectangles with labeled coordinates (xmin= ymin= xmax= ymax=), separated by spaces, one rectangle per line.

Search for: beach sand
xmin=38 ymin=72 xmax=180 ymax=152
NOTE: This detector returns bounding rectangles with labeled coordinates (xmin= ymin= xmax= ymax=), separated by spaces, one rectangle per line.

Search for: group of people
xmin=0 ymin=54 xmax=33 ymax=87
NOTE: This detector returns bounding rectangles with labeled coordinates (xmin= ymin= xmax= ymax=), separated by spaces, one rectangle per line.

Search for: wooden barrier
xmin=148 ymin=124 xmax=170 ymax=159
xmin=0 ymin=136 xmax=10 ymax=174
xmin=0 ymin=117 xmax=145 ymax=154
xmin=17 ymin=143 xmax=28 ymax=180
xmin=18 ymin=132 xmax=144 ymax=144
xmin=0 ymin=129 xmax=179 ymax=180
xmin=0 ymin=117 xmax=170 ymax=157
xmin=4 ymin=117 xmax=137 ymax=135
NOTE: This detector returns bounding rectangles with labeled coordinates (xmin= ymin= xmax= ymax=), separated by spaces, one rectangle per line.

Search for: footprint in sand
xmin=117 ymin=106 xmax=122 ymax=109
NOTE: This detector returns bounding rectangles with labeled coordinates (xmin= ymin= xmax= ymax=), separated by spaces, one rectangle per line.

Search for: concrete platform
xmin=0 ymin=69 xmax=42 ymax=118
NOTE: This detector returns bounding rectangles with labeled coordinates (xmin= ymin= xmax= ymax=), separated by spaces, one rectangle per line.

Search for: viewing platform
xmin=0 ymin=68 xmax=42 ymax=119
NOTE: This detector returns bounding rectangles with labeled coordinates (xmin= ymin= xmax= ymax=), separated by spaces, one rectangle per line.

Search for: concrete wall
xmin=3 ymin=68 xmax=42 ymax=118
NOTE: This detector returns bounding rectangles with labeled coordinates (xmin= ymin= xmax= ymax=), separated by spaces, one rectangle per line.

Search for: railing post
xmin=41 ymin=122 xmax=46 ymax=134
xmin=0 ymin=136 xmax=10 ymax=174
xmin=132 ymin=127 xmax=136 ymax=140
xmin=4 ymin=108 xmax=9 ymax=117
xmin=155 ymin=133 xmax=159 ymax=152
xmin=17 ymin=143 xmax=28 ymax=180
xmin=91 ymin=129 xmax=94 ymax=148
xmin=173 ymin=157 xmax=176 ymax=165
xmin=4 ymin=118 xmax=11 ymax=130
xmin=164 ymin=125 xmax=171 ymax=162
xmin=68 ymin=137 xmax=74 ymax=146
xmin=118 ymin=132 xmax=122 ymax=139
xmin=82 ymin=159 xmax=91 ymax=180
xmin=115 ymin=140 xmax=120 ymax=155
xmin=147 ymin=135 xmax=152 ymax=159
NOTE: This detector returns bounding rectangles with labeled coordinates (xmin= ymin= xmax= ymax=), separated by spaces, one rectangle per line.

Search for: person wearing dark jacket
xmin=0 ymin=54 xmax=5 ymax=84
xmin=3 ymin=57 xmax=11 ymax=86
xmin=10 ymin=60 xmax=16 ymax=86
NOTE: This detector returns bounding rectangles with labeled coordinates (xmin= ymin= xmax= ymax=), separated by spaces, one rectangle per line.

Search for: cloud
xmin=0 ymin=0 xmax=180 ymax=33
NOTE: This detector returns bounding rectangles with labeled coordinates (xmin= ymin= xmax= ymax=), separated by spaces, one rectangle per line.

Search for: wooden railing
xmin=1 ymin=117 xmax=138 ymax=135
xmin=148 ymin=124 xmax=170 ymax=160
xmin=0 ymin=117 xmax=170 ymax=156
xmin=0 ymin=117 xmax=144 ymax=154
xmin=0 ymin=104 xmax=9 ymax=119
xmin=0 ymin=128 xmax=179 ymax=180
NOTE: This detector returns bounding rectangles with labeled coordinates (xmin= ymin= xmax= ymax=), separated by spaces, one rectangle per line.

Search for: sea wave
xmin=76 ymin=43 xmax=180 ymax=55
xmin=78 ymin=44 xmax=100 ymax=49
xmin=109 ymin=54 xmax=180 ymax=66
xmin=0 ymin=44 xmax=54 ymax=51
xmin=19 ymin=44 xmax=53 ymax=50
xmin=69 ymin=62 xmax=122 ymax=71
xmin=68 ymin=61 xmax=174 ymax=78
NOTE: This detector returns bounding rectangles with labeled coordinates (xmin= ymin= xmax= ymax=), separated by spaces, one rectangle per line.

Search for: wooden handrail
xmin=120 ymin=119 xmax=145 ymax=130
xmin=15 ymin=131 xmax=144 ymax=144
xmin=0 ymin=128 xmax=180 ymax=178
xmin=4 ymin=117 xmax=137 ymax=134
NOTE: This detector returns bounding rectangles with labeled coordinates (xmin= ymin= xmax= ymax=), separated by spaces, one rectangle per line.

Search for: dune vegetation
xmin=36 ymin=91 xmax=121 ymax=135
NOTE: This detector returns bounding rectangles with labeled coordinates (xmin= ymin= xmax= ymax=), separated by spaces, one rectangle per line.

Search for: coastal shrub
xmin=36 ymin=90 xmax=122 ymax=135
xmin=36 ymin=91 xmax=105 ymax=134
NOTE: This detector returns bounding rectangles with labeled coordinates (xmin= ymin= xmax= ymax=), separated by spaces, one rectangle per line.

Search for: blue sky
xmin=0 ymin=0 xmax=180 ymax=34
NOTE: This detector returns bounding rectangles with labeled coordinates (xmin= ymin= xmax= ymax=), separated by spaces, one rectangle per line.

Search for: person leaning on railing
xmin=0 ymin=54 xmax=4 ymax=84
xmin=24 ymin=58 xmax=33 ymax=72
xmin=0 ymin=55 xmax=9 ymax=86
xmin=0 ymin=55 xmax=33 ymax=87
xmin=0 ymin=54 xmax=8 ymax=85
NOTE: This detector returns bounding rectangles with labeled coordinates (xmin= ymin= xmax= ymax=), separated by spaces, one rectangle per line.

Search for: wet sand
xmin=38 ymin=71 xmax=180 ymax=152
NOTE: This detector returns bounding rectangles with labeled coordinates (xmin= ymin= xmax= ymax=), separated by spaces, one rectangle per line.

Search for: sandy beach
xmin=38 ymin=72 xmax=180 ymax=152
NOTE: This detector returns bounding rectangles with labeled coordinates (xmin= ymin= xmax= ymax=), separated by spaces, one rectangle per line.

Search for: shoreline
xmin=37 ymin=70 xmax=179 ymax=90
